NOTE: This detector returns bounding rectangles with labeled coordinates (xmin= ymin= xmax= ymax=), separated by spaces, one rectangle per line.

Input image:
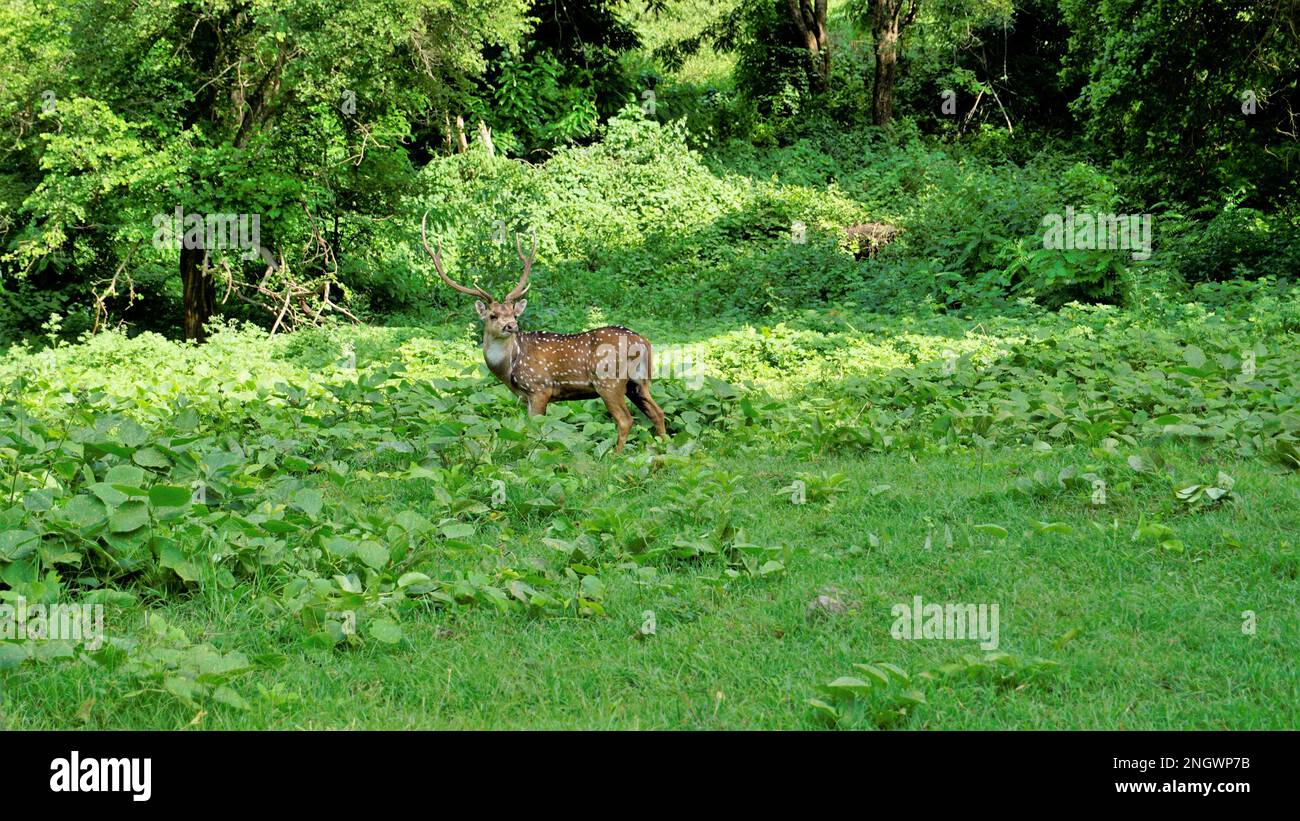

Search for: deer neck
xmin=482 ymin=332 xmax=519 ymax=384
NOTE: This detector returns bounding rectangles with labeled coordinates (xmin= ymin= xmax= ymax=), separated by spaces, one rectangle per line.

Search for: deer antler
xmin=505 ymin=228 xmax=537 ymax=302
xmin=422 ymin=210 xmax=495 ymax=303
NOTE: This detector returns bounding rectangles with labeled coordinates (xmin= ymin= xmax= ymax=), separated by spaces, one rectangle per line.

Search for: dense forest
xmin=2 ymin=0 xmax=1297 ymax=340
xmin=1 ymin=1 xmax=1298 ymax=731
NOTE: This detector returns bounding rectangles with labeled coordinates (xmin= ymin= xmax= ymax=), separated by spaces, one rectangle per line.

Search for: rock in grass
xmin=806 ymin=594 xmax=848 ymax=618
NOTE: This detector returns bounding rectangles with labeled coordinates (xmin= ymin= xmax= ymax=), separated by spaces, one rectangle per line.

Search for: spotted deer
xmin=422 ymin=213 xmax=668 ymax=452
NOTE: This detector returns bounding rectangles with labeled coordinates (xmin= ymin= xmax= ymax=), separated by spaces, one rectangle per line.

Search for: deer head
xmin=421 ymin=211 xmax=535 ymax=340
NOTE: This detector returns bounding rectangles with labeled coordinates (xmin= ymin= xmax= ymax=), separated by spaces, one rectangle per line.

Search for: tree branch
xmin=903 ymin=0 xmax=920 ymax=28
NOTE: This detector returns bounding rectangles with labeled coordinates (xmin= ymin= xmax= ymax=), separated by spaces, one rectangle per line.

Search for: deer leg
xmin=526 ymin=389 xmax=551 ymax=416
xmin=627 ymin=380 xmax=668 ymax=440
xmin=598 ymin=386 xmax=634 ymax=453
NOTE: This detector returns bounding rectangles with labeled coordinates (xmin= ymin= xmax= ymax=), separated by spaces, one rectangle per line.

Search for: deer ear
xmin=474 ymin=301 xmax=489 ymax=319
xmin=512 ymin=299 xmax=527 ymax=317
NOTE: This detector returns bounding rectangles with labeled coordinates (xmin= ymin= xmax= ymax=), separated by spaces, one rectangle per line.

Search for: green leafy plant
xmin=1174 ymin=472 xmax=1236 ymax=510
xmin=808 ymin=662 xmax=927 ymax=729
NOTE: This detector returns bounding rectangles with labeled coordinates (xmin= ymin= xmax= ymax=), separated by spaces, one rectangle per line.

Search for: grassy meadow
xmin=2 ymin=292 xmax=1298 ymax=729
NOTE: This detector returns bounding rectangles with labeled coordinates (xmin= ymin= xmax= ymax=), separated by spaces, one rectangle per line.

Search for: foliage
xmin=481 ymin=0 xmax=642 ymax=155
xmin=809 ymin=652 xmax=1060 ymax=728
xmin=487 ymin=50 xmax=600 ymax=154
xmin=3 ymin=279 xmax=1298 ymax=723
xmin=0 ymin=321 xmax=760 ymax=679
xmin=1159 ymin=205 xmax=1300 ymax=284
xmin=1059 ymin=0 xmax=1300 ymax=206
xmin=0 ymin=0 xmax=533 ymax=336
xmin=409 ymin=110 xmax=1171 ymax=326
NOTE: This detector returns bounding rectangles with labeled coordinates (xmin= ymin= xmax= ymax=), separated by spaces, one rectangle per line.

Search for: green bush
xmin=1160 ymin=206 xmax=1300 ymax=284
xmin=408 ymin=108 xmax=1149 ymax=321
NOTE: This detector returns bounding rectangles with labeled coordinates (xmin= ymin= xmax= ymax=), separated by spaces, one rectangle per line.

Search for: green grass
xmin=2 ymin=306 xmax=1297 ymax=729
xmin=5 ymin=446 xmax=1297 ymax=729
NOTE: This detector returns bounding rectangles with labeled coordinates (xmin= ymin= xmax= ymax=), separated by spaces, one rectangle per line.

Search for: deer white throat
xmin=483 ymin=335 xmax=518 ymax=376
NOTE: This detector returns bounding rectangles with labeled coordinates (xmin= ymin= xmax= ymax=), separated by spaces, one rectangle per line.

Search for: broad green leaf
xmin=851 ymin=664 xmax=890 ymax=687
xmin=322 ymin=536 xmax=355 ymax=557
xmin=90 ymin=482 xmax=129 ymax=507
xmin=1183 ymin=345 xmax=1207 ymax=368
xmin=0 ymin=530 xmax=39 ymax=561
xmin=897 ymin=689 xmax=927 ymax=706
xmin=104 ymin=464 xmax=146 ymax=486
xmin=148 ymin=485 xmax=191 ymax=508
xmin=368 ymin=619 xmax=403 ymax=644
xmin=441 ymin=522 xmax=476 ymax=539
xmin=824 ymin=676 xmax=875 ymax=696
xmin=162 ymin=675 xmax=199 ymax=706
xmin=0 ymin=643 xmax=29 ymax=670
xmin=807 ymin=698 xmax=841 ymax=722
xmin=355 ymin=540 xmax=389 ymax=570
xmin=108 ymin=501 xmax=149 ymax=533
xmin=159 ymin=545 xmax=202 ymax=582
xmin=292 ymin=488 xmax=324 ymax=518
xmin=580 ymin=574 xmax=606 ymax=600
xmin=132 ymin=447 xmax=170 ymax=468
xmin=1032 ymin=521 xmax=1073 ymax=535
xmin=213 ymin=685 xmax=250 ymax=710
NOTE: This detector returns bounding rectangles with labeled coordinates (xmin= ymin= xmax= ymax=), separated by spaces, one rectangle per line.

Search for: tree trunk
xmin=786 ymin=0 xmax=830 ymax=93
xmin=181 ymin=246 xmax=214 ymax=341
xmin=178 ymin=15 xmax=220 ymax=341
xmin=872 ymin=30 xmax=898 ymax=125
xmin=870 ymin=0 xmax=918 ymax=126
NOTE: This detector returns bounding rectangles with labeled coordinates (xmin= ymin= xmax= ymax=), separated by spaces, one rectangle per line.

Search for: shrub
xmin=1160 ymin=206 xmax=1300 ymax=284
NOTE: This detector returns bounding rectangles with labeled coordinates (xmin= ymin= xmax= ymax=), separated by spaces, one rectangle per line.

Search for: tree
xmin=477 ymin=0 xmax=642 ymax=155
xmin=1060 ymin=0 xmax=1300 ymax=204
xmin=1 ymin=0 xmax=531 ymax=340
xmin=869 ymin=0 xmax=920 ymax=125
xmin=657 ymin=0 xmax=835 ymax=113
xmin=785 ymin=0 xmax=830 ymax=93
